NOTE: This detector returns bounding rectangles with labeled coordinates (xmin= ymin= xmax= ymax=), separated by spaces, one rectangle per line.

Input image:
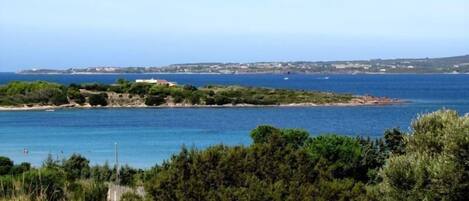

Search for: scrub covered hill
xmin=0 ymin=80 xmax=394 ymax=109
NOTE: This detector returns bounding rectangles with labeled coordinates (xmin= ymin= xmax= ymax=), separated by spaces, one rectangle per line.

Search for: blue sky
xmin=0 ymin=0 xmax=468 ymax=71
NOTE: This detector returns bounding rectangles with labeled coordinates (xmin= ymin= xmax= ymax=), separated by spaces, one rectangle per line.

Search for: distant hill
xmin=18 ymin=54 xmax=469 ymax=74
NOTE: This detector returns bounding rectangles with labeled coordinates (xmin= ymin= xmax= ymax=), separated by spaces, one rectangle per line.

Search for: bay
xmin=0 ymin=73 xmax=468 ymax=167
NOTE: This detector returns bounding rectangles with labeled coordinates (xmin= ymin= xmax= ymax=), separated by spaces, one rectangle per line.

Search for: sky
xmin=0 ymin=0 xmax=468 ymax=71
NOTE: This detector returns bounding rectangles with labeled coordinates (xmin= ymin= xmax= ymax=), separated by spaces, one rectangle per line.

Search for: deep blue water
xmin=0 ymin=73 xmax=468 ymax=167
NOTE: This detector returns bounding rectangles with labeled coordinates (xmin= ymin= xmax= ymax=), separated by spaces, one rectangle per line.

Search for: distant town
xmin=18 ymin=54 xmax=469 ymax=74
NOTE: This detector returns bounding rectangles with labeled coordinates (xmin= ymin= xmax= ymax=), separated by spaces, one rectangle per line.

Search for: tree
xmin=280 ymin=128 xmax=310 ymax=148
xmin=379 ymin=110 xmax=469 ymax=200
xmin=90 ymin=162 xmax=113 ymax=182
xmin=384 ymin=128 xmax=406 ymax=155
xmin=119 ymin=165 xmax=138 ymax=186
xmin=250 ymin=125 xmax=282 ymax=144
xmin=0 ymin=156 xmax=13 ymax=175
xmin=63 ymin=154 xmax=91 ymax=181
xmin=68 ymin=181 xmax=108 ymax=201
xmin=67 ymin=87 xmax=86 ymax=104
xmin=22 ymin=168 xmax=66 ymax=201
xmin=250 ymin=126 xmax=310 ymax=148
xmin=145 ymin=95 xmax=166 ymax=106
xmin=183 ymin=85 xmax=198 ymax=91
xmin=43 ymin=153 xmax=60 ymax=169
xmin=305 ymin=135 xmax=363 ymax=179
xmin=128 ymin=83 xmax=151 ymax=95
xmin=10 ymin=162 xmax=31 ymax=175
xmin=88 ymin=93 xmax=108 ymax=106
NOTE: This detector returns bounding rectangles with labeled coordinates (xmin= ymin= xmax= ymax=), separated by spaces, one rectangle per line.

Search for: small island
xmin=0 ymin=79 xmax=400 ymax=110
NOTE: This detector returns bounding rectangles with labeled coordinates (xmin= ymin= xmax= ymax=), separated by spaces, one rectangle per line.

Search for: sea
xmin=0 ymin=73 xmax=468 ymax=168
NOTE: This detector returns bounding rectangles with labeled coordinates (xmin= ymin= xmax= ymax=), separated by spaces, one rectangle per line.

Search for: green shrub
xmin=250 ymin=125 xmax=309 ymax=147
xmin=68 ymin=181 xmax=108 ymax=201
xmin=80 ymin=83 xmax=109 ymax=91
xmin=63 ymin=154 xmax=90 ymax=181
xmin=50 ymin=91 xmax=69 ymax=105
xmin=121 ymin=191 xmax=143 ymax=201
xmin=22 ymin=169 xmax=66 ymax=201
xmin=384 ymin=128 xmax=406 ymax=155
xmin=305 ymin=135 xmax=363 ymax=179
xmin=119 ymin=165 xmax=138 ymax=186
xmin=250 ymin=125 xmax=282 ymax=144
xmin=90 ymin=162 xmax=113 ymax=182
xmin=0 ymin=175 xmax=15 ymax=198
xmin=67 ymin=87 xmax=86 ymax=105
xmin=128 ymin=83 xmax=151 ymax=95
xmin=88 ymin=93 xmax=108 ymax=106
xmin=10 ymin=162 xmax=31 ymax=175
xmin=0 ymin=81 xmax=69 ymax=106
xmin=145 ymin=95 xmax=166 ymax=106
xmin=379 ymin=110 xmax=469 ymax=201
xmin=0 ymin=157 xmax=13 ymax=176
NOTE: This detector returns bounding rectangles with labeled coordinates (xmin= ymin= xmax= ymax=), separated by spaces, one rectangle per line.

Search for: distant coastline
xmin=16 ymin=54 xmax=469 ymax=75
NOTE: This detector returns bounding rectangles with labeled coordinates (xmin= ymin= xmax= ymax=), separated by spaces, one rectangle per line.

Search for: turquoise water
xmin=1 ymin=73 xmax=468 ymax=167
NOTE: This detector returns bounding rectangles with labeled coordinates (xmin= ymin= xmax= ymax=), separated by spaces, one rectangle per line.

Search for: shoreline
xmin=0 ymin=98 xmax=404 ymax=111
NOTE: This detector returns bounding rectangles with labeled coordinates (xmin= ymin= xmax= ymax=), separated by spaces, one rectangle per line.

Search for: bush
xmin=121 ymin=191 xmax=144 ymax=201
xmin=63 ymin=154 xmax=90 ymax=181
xmin=67 ymin=87 xmax=86 ymax=105
xmin=10 ymin=162 xmax=31 ymax=175
xmin=129 ymin=83 xmax=151 ymax=95
xmin=90 ymin=162 xmax=113 ymax=182
xmin=384 ymin=128 xmax=406 ymax=155
xmin=250 ymin=125 xmax=282 ymax=144
xmin=0 ymin=81 xmax=69 ymax=106
xmin=0 ymin=157 xmax=13 ymax=175
xmin=80 ymin=83 xmax=109 ymax=91
xmin=0 ymin=175 xmax=15 ymax=198
xmin=145 ymin=95 xmax=166 ymax=106
xmin=204 ymin=97 xmax=215 ymax=105
xmin=379 ymin=110 xmax=469 ymax=200
xmin=250 ymin=125 xmax=309 ymax=147
xmin=144 ymin=143 xmax=317 ymax=201
xmin=119 ymin=165 xmax=138 ymax=186
xmin=88 ymin=93 xmax=108 ymax=106
xmin=68 ymin=181 xmax=108 ymax=201
xmin=50 ymin=91 xmax=69 ymax=105
xmin=188 ymin=93 xmax=201 ymax=105
xmin=22 ymin=169 xmax=66 ymax=201
xmin=214 ymin=94 xmax=231 ymax=105
xmin=305 ymin=135 xmax=363 ymax=179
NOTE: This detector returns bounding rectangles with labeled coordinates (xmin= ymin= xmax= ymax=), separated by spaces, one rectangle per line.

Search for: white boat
xmin=45 ymin=109 xmax=55 ymax=112
xmin=284 ymin=77 xmax=289 ymax=80
xmin=324 ymin=76 xmax=330 ymax=80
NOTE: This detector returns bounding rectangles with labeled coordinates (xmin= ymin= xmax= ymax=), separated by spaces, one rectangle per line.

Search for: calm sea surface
xmin=1 ymin=73 xmax=468 ymax=167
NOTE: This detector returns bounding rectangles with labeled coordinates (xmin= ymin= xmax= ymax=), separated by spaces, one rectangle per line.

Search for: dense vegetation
xmin=0 ymin=81 xmax=68 ymax=106
xmin=0 ymin=80 xmax=353 ymax=107
xmin=0 ymin=154 xmax=142 ymax=201
xmin=0 ymin=109 xmax=467 ymax=200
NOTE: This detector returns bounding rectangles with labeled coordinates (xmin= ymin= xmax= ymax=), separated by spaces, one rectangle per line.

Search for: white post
xmin=115 ymin=142 xmax=119 ymax=184
xmin=115 ymin=142 xmax=120 ymax=201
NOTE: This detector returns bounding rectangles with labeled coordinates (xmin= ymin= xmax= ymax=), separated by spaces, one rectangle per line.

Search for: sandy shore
xmin=0 ymin=96 xmax=403 ymax=111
